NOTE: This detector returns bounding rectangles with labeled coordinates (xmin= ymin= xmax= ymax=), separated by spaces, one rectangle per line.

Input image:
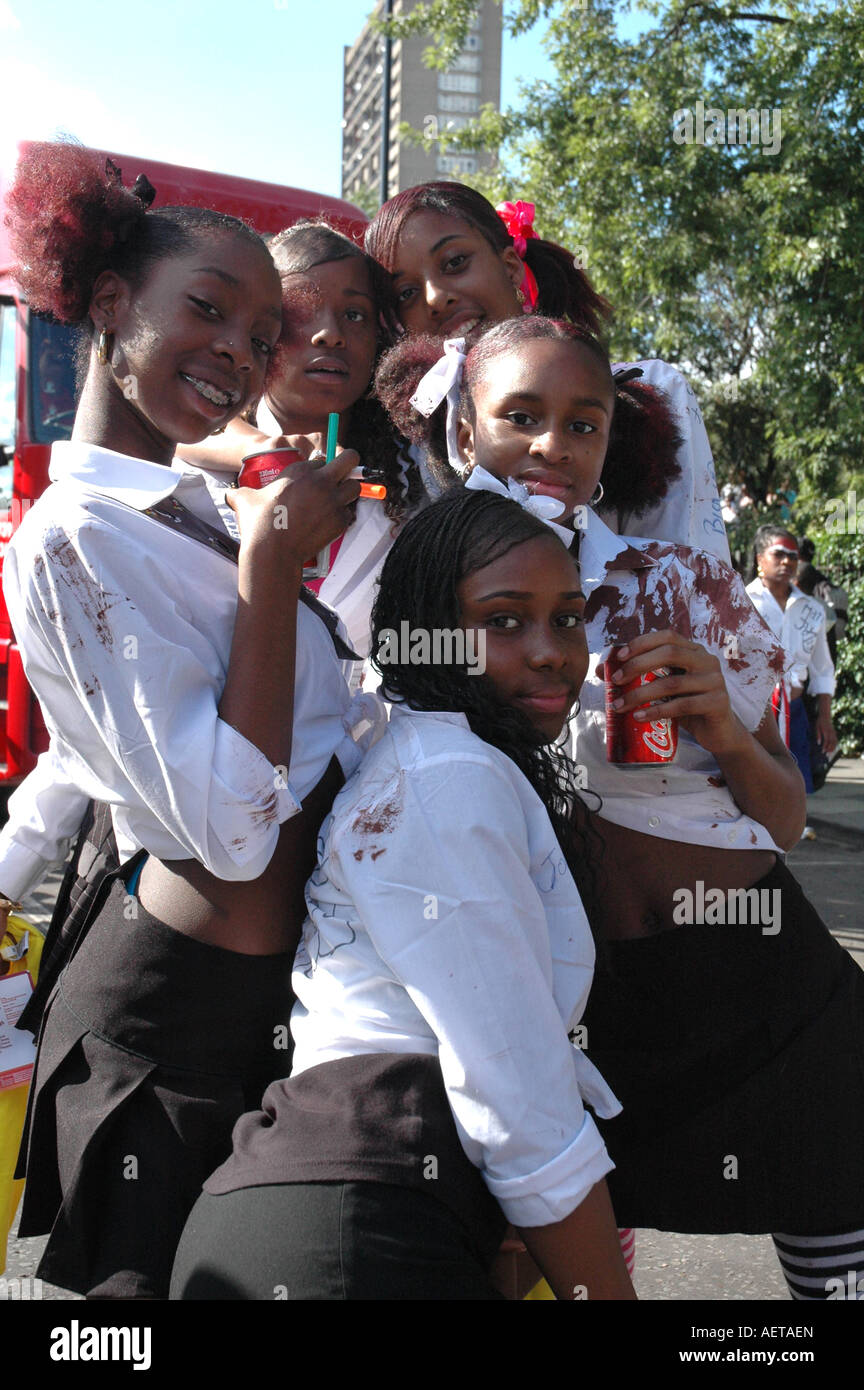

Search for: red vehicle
xmin=0 ymin=144 xmax=366 ymax=785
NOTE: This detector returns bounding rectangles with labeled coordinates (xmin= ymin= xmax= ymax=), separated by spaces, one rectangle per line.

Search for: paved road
xmin=4 ymin=822 xmax=862 ymax=1301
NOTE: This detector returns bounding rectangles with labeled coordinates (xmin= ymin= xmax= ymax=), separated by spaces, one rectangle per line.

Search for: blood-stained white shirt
xmin=745 ymin=579 xmax=836 ymax=697
xmin=599 ymin=360 xmax=731 ymax=564
xmin=1 ymin=441 xmax=374 ymax=886
xmin=291 ymin=703 xmax=620 ymax=1228
xmin=573 ymin=510 xmax=786 ymax=851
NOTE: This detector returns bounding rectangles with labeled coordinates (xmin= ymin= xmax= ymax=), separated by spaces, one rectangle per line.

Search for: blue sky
xmin=0 ymin=0 xmax=647 ymax=199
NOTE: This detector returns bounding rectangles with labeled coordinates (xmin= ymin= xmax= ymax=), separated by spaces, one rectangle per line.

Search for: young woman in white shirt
xmin=172 ymin=485 xmax=634 ymax=1301
xmin=373 ymin=314 xmax=864 ymax=1300
xmin=2 ymin=143 xmax=364 ymax=1299
xmin=179 ymin=220 xmax=428 ymax=655
xmin=0 ymin=222 xmax=416 ymax=928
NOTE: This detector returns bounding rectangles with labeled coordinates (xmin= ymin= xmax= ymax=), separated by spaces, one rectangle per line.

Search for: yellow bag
xmin=0 ymin=914 xmax=44 ymax=1274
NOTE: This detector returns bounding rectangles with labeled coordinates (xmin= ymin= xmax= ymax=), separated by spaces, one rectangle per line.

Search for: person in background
xmin=746 ymin=526 xmax=838 ymax=812
xmin=797 ymin=536 xmax=846 ymax=664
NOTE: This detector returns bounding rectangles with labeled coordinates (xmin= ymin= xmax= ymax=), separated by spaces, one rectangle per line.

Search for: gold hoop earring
xmin=516 ymin=286 xmax=526 ymax=306
xmin=96 ymin=328 xmax=112 ymax=367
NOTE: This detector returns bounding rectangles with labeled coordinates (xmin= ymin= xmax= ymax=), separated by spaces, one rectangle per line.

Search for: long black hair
xmin=371 ymin=487 xmax=603 ymax=926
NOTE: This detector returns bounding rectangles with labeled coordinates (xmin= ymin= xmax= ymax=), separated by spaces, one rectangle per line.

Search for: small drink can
xmin=238 ymin=446 xmax=303 ymax=489
xmin=238 ymin=447 xmax=332 ymax=581
xmin=605 ymin=662 xmax=678 ymax=765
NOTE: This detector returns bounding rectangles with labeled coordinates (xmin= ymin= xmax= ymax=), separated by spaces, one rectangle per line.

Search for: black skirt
xmin=17 ymin=878 xmax=294 ymax=1299
xmin=583 ymin=859 xmax=864 ymax=1235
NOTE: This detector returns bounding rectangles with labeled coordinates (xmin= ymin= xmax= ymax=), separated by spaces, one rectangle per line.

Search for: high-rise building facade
xmin=342 ymin=0 xmax=502 ymax=204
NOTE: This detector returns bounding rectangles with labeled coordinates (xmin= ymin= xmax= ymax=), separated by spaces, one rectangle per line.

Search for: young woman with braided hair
xmin=172 ymin=485 xmax=634 ymax=1301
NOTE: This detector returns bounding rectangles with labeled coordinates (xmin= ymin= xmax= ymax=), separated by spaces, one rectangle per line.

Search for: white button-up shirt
xmin=745 ymin=578 xmax=836 ymax=697
xmin=1 ymin=441 xmax=370 ymax=886
xmin=291 ymin=703 xmax=620 ymax=1228
xmin=573 ymin=510 xmax=786 ymax=851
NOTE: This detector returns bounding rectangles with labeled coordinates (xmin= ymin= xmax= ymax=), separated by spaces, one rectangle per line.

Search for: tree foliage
xmin=386 ymin=0 xmax=864 ymax=513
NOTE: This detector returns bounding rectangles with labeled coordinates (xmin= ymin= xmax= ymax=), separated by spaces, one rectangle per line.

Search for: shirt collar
xmin=49 ymin=440 xmax=209 ymax=511
xmin=749 ymin=576 xmax=805 ymax=607
xmin=388 ymin=704 xmax=470 ymax=732
xmin=577 ymin=508 xmax=659 ymax=597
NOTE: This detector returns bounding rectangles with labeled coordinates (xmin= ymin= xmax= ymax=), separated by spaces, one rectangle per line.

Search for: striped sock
xmin=619 ymin=1226 xmax=636 ymax=1278
xmin=772 ymin=1228 xmax=864 ymax=1300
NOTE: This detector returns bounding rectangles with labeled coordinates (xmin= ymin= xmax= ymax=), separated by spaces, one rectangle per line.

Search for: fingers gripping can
xmin=239 ymin=448 xmax=331 ymax=581
xmin=605 ymin=661 xmax=678 ymax=765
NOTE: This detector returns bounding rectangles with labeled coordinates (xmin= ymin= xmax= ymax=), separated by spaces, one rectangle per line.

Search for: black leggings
xmin=170 ymin=1182 xmax=505 ymax=1301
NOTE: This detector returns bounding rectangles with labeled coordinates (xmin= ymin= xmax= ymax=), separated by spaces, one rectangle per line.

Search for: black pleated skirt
xmin=17 ymin=878 xmax=294 ymax=1298
xmin=583 ymin=860 xmax=864 ymax=1235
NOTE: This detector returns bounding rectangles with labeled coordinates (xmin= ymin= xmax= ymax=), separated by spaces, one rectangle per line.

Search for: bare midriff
xmin=138 ymin=756 xmax=343 ymax=957
xmin=590 ymin=816 xmax=777 ymax=940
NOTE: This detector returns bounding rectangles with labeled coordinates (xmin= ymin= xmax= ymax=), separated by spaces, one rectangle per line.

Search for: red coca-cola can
xmin=605 ymin=661 xmax=678 ymax=765
xmin=238 ymin=447 xmax=331 ymax=581
xmin=238 ymin=446 xmax=303 ymax=489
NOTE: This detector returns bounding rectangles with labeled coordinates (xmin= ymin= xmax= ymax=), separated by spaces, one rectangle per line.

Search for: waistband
xmin=58 ymin=879 xmax=294 ymax=1076
xmin=205 ymin=1052 xmax=507 ymax=1261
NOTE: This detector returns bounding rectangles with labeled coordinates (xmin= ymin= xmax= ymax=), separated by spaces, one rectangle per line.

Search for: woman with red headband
xmin=365 ymin=184 xmax=729 ymax=563
xmin=746 ymin=525 xmax=838 ymax=801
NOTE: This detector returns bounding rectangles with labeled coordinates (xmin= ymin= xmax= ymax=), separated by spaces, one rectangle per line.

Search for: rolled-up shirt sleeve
xmin=3 ymin=517 xmax=300 ymax=880
xmin=331 ymin=754 xmax=616 ymax=1227
xmin=0 ymin=743 xmax=90 ymax=901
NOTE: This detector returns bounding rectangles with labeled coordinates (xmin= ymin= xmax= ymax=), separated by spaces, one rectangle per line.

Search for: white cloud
xmin=0 ymin=2 xmax=20 ymax=30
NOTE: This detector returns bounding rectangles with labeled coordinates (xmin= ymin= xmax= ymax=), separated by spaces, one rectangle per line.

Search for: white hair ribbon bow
xmin=409 ymin=337 xmax=468 ymax=474
xmin=464 ymin=466 xmax=576 ymax=547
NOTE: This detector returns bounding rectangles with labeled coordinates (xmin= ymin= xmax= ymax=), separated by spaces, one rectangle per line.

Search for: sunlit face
xmin=390 ymin=209 xmax=524 ymax=337
xmin=759 ymin=540 xmax=799 ymax=586
xmin=457 ymin=338 xmax=614 ymax=520
xmin=457 ymin=534 xmax=588 ymax=742
xmin=100 ymin=235 xmax=282 ymax=450
xmin=265 ymin=256 xmax=378 ymax=425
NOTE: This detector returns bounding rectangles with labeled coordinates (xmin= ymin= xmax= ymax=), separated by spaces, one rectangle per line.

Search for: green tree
xmin=385 ymin=0 xmax=864 ymax=516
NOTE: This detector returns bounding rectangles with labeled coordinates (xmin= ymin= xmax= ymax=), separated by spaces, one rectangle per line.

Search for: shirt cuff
xmin=208 ymin=719 xmax=301 ymax=867
xmin=807 ymin=675 xmax=835 ymax=697
xmin=0 ymin=837 xmax=55 ymax=903
xmin=484 ymin=1111 xmax=615 ymax=1228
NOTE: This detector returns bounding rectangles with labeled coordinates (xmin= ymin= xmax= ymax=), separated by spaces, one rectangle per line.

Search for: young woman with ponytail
xmin=365 ymin=183 xmax=729 ymax=561
xmin=1 ymin=143 xmax=371 ymax=1298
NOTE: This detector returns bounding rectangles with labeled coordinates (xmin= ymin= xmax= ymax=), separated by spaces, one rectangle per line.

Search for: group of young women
xmin=1 ymin=143 xmax=862 ymax=1302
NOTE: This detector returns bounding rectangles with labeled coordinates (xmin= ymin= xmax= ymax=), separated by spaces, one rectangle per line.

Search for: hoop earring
xmin=590 ymin=481 xmax=604 ymax=506
xmin=96 ymin=328 xmax=112 ymax=367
